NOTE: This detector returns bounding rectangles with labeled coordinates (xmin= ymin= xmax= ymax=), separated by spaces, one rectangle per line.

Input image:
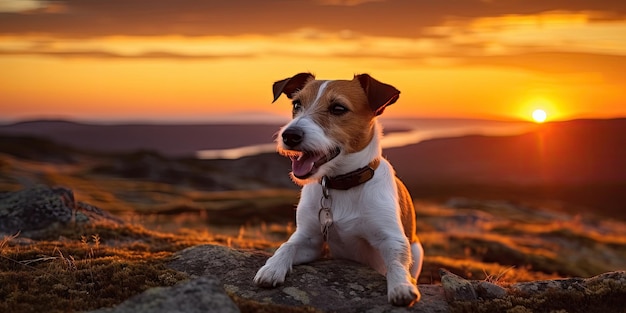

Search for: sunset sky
xmin=1 ymin=0 xmax=625 ymax=123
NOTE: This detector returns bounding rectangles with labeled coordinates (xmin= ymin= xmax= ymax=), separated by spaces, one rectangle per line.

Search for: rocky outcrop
xmin=90 ymin=276 xmax=240 ymax=313
xmin=167 ymin=244 xmax=626 ymax=313
xmin=168 ymin=244 xmax=449 ymax=313
xmin=0 ymin=185 xmax=123 ymax=238
xmin=438 ymin=268 xmax=626 ymax=313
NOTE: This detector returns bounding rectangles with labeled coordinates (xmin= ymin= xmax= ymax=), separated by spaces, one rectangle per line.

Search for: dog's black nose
xmin=282 ymin=128 xmax=304 ymax=148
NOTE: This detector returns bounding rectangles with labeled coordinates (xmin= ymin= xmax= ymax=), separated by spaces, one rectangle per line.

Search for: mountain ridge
xmin=1 ymin=118 xmax=624 ymax=219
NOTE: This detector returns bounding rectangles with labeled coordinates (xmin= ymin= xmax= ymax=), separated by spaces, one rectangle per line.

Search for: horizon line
xmin=3 ymin=114 xmax=622 ymax=126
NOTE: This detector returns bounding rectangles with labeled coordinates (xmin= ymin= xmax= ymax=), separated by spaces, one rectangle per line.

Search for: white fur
xmin=255 ymin=119 xmax=424 ymax=306
xmin=314 ymin=81 xmax=331 ymax=104
xmin=278 ymin=116 xmax=335 ymax=158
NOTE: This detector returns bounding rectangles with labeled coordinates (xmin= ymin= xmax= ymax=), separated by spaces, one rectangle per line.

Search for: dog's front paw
xmin=388 ymin=283 xmax=420 ymax=307
xmin=254 ymin=263 xmax=289 ymax=288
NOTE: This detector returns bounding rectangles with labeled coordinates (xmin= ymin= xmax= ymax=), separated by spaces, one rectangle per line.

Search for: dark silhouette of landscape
xmin=0 ymin=120 xmax=283 ymax=157
xmin=386 ymin=118 xmax=626 ymax=219
xmin=1 ymin=117 xmax=624 ymax=220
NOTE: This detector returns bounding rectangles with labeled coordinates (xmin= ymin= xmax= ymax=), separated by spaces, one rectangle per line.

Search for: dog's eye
xmin=292 ymin=100 xmax=303 ymax=114
xmin=329 ymin=103 xmax=349 ymax=116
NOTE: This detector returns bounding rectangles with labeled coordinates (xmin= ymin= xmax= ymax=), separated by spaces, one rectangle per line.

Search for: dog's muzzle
xmin=280 ymin=127 xmax=340 ymax=179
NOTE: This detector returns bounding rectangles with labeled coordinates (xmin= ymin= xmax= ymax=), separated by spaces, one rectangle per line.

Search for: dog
xmin=253 ymin=73 xmax=424 ymax=307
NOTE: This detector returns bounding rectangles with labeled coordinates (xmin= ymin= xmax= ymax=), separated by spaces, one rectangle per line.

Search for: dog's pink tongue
xmin=291 ymin=154 xmax=320 ymax=178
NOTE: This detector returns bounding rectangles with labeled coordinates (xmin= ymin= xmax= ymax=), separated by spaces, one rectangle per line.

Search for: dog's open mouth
xmin=288 ymin=147 xmax=341 ymax=179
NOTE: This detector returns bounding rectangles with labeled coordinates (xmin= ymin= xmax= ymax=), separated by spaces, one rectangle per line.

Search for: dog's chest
xmin=320 ymin=197 xmax=386 ymax=272
xmin=304 ymin=189 xmax=373 ymax=250
xmin=324 ymin=211 xmax=373 ymax=259
xmin=301 ymin=186 xmax=358 ymax=226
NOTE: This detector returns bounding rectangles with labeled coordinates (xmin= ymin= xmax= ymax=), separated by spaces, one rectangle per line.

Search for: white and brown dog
xmin=254 ymin=73 xmax=424 ymax=306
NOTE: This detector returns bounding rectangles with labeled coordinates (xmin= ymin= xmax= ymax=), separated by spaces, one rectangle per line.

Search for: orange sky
xmin=1 ymin=0 xmax=625 ymax=123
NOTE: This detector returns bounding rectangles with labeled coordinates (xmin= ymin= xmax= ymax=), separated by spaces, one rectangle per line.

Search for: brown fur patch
xmin=396 ymin=177 xmax=418 ymax=243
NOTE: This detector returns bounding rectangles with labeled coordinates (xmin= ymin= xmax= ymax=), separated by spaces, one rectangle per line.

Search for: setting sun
xmin=532 ymin=109 xmax=548 ymax=123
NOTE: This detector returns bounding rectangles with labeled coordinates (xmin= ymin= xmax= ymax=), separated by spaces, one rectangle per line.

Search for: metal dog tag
xmin=319 ymin=207 xmax=333 ymax=241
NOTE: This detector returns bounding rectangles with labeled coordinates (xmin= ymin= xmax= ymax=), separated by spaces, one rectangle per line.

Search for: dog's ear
xmin=272 ymin=72 xmax=315 ymax=103
xmin=356 ymin=74 xmax=400 ymax=116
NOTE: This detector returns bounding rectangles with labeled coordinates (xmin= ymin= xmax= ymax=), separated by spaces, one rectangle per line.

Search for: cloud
xmin=1 ymin=0 xmax=625 ymax=70
xmin=0 ymin=49 xmax=255 ymax=60
xmin=425 ymin=11 xmax=626 ymax=56
xmin=1 ymin=0 xmax=624 ymax=39
xmin=316 ymin=0 xmax=385 ymax=6
xmin=0 ymin=0 xmax=44 ymax=13
xmin=0 ymin=35 xmax=262 ymax=59
xmin=2 ymin=9 xmax=625 ymax=66
xmin=0 ymin=0 xmax=67 ymax=14
xmin=0 ymin=28 xmax=460 ymax=62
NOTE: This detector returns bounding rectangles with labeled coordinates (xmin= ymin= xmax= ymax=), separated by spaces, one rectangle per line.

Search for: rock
xmin=474 ymin=281 xmax=507 ymax=299
xmin=512 ymin=277 xmax=584 ymax=294
xmin=167 ymin=244 xmax=626 ymax=312
xmin=168 ymin=244 xmax=449 ymax=313
xmin=89 ymin=276 xmax=240 ymax=313
xmin=453 ymin=271 xmax=626 ymax=312
xmin=0 ymin=185 xmax=123 ymax=238
xmin=439 ymin=269 xmax=477 ymax=301
xmin=511 ymin=271 xmax=626 ymax=295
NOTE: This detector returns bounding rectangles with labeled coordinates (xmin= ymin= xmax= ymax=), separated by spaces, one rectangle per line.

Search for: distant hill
xmin=1 ymin=118 xmax=624 ymax=219
xmin=386 ymin=118 xmax=626 ymax=185
xmin=385 ymin=118 xmax=626 ymax=217
xmin=0 ymin=120 xmax=282 ymax=157
xmin=2 ymin=118 xmax=624 ymax=186
xmin=0 ymin=118 xmax=529 ymax=157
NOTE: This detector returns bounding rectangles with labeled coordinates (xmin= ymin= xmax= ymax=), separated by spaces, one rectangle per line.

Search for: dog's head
xmin=272 ymin=73 xmax=400 ymax=185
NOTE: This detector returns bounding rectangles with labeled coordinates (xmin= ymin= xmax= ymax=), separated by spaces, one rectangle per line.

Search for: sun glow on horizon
xmin=532 ymin=109 xmax=548 ymax=123
xmin=520 ymin=95 xmax=561 ymax=122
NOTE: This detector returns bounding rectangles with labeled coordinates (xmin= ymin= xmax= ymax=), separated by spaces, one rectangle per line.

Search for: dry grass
xmin=1 ymin=203 xmax=625 ymax=312
xmin=2 ymin=153 xmax=626 ymax=312
xmin=0 ymin=221 xmax=287 ymax=313
xmin=0 ymin=224 xmax=184 ymax=312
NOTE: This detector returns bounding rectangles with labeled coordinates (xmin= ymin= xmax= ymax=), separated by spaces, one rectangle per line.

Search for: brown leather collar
xmin=322 ymin=159 xmax=380 ymax=190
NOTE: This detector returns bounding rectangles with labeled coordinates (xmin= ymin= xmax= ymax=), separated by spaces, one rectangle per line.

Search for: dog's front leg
xmin=369 ymin=231 xmax=420 ymax=306
xmin=254 ymin=228 xmax=323 ymax=287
